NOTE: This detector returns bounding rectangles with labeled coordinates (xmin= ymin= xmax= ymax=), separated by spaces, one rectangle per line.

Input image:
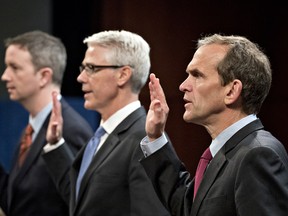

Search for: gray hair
xmin=4 ymin=30 xmax=67 ymax=86
xmin=198 ymin=33 xmax=272 ymax=115
xmin=84 ymin=30 xmax=151 ymax=93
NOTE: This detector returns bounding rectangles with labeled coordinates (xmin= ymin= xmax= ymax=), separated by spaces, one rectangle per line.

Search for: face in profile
xmin=2 ymin=45 xmax=41 ymax=103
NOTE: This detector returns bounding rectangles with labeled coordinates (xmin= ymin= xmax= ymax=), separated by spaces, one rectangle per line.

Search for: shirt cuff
xmin=43 ymin=138 xmax=65 ymax=153
xmin=140 ymin=134 xmax=168 ymax=157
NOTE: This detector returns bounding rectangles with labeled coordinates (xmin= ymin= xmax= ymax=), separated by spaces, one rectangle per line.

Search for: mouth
xmin=82 ymin=90 xmax=92 ymax=97
xmin=6 ymin=86 xmax=15 ymax=93
xmin=183 ymin=97 xmax=191 ymax=107
xmin=183 ymin=97 xmax=191 ymax=103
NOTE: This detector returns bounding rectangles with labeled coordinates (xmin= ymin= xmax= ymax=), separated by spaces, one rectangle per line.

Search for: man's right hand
xmin=46 ymin=91 xmax=63 ymax=144
xmin=146 ymin=73 xmax=169 ymax=141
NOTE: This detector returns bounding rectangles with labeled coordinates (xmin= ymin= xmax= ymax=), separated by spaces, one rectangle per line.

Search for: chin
xmin=183 ymin=112 xmax=194 ymax=123
xmin=83 ymin=102 xmax=92 ymax=110
xmin=10 ymin=95 xmax=19 ymax=101
xmin=85 ymin=102 xmax=98 ymax=111
xmin=183 ymin=115 xmax=189 ymax=122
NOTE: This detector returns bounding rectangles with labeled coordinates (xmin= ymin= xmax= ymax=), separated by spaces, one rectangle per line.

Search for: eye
xmin=191 ymin=70 xmax=202 ymax=78
xmin=86 ymin=64 xmax=95 ymax=70
xmin=8 ymin=64 xmax=20 ymax=72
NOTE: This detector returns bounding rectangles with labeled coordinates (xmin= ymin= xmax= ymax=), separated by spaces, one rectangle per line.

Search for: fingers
xmin=149 ymin=73 xmax=160 ymax=102
xmin=46 ymin=91 xmax=63 ymax=144
xmin=52 ymin=91 xmax=62 ymax=119
xmin=146 ymin=73 xmax=169 ymax=140
xmin=51 ymin=122 xmax=58 ymax=138
xmin=149 ymin=73 xmax=169 ymax=113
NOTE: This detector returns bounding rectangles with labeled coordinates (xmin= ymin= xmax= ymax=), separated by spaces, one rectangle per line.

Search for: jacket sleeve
xmin=42 ymin=143 xmax=75 ymax=205
xmin=140 ymin=143 xmax=192 ymax=216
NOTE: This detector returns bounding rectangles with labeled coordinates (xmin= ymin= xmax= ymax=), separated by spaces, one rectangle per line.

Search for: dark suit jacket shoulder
xmin=141 ymin=119 xmax=288 ymax=216
xmin=61 ymin=99 xmax=94 ymax=154
xmin=0 ymin=99 xmax=93 ymax=216
xmin=44 ymin=106 xmax=170 ymax=216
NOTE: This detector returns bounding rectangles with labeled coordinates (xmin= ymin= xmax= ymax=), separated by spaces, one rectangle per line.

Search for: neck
xmin=204 ymin=110 xmax=247 ymax=139
xmin=22 ymin=86 xmax=60 ymax=117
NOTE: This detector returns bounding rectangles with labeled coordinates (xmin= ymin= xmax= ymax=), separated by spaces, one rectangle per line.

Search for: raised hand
xmin=46 ymin=91 xmax=63 ymax=144
xmin=146 ymin=73 xmax=169 ymax=141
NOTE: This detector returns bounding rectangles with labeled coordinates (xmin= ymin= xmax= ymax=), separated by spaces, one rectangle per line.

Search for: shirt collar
xmin=100 ymin=101 xmax=141 ymax=134
xmin=210 ymin=114 xmax=257 ymax=157
xmin=29 ymin=95 xmax=62 ymax=139
xmin=29 ymin=102 xmax=52 ymax=140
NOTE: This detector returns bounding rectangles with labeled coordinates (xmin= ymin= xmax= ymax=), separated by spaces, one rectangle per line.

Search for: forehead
xmin=5 ymin=45 xmax=32 ymax=62
xmin=84 ymin=45 xmax=112 ymax=64
xmin=6 ymin=44 xmax=29 ymax=55
xmin=187 ymin=44 xmax=228 ymax=72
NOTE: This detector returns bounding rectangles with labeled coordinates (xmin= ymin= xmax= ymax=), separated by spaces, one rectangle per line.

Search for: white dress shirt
xmin=44 ymin=100 xmax=141 ymax=153
xmin=140 ymin=114 xmax=258 ymax=157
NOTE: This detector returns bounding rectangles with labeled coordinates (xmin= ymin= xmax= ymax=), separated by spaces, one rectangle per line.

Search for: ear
xmin=117 ymin=66 xmax=132 ymax=87
xmin=37 ymin=67 xmax=53 ymax=88
xmin=224 ymin=79 xmax=242 ymax=105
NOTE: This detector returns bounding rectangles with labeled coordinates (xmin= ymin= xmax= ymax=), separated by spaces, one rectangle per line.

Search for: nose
xmin=1 ymin=68 xmax=10 ymax=82
xmin=179 ymin=77 xmax=187 ymax=92
xmin=77 ymin=71 xmax=86 ymax=83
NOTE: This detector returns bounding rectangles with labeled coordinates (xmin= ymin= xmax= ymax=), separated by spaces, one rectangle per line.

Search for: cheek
xmin=13 ymin=79 xmax=39 ymax=101
xmin=93 ymin=76 xmax=117 ymax=93
xmin=204 ymin=89 xmax=226 ymax=113
xmin=194 ymin=84 xmax=224 ymax=109
xmin=90 ymin=77 xmax=118 ymax=101
xmin=18 ymin=75 xmax=38 ymax=91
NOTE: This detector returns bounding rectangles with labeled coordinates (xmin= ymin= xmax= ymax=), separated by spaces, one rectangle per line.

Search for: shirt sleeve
xmin=43 ymin=138 xmax=65 ymax=153
xmin=140 ymin=134 xmax=168 ymax=157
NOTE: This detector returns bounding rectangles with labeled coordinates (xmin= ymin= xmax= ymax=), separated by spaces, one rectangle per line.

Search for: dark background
xmin=1 ymin=0 xmax=287 ymax=174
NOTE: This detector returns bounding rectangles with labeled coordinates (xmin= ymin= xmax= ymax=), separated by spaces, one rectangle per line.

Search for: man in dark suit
xmin=43 ymin=30 xmax=170 ymax=216
xmin=0 ymin=30 xmax=93 ymax=216
xmin=140 ymin=34 xmax=288 ymax=216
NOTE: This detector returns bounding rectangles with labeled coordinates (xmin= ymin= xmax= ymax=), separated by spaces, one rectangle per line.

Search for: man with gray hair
xmin=43 ymin=30 xmax=170 ymax=216
xmin=140 ymin=33 xmax=288 ymax=216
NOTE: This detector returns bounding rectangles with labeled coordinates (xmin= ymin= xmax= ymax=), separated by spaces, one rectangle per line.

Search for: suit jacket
xmin=43 ymin=106 xmax=170 ymax=216
xmin=0 ymin=99 xmax=93 ymax=216
xmin=141 ymin=119 xmax=288 ymax=216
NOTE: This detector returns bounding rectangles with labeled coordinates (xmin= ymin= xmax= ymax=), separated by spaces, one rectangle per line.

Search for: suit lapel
xmin=73 ymin=107 xmax=146 ymax=211
xmin=191 ymin=150 xmax=226 ymax=215
xmin=13 ymin=99 xmax=70 ymax=182
xmin=224 ymin=119 xmax=263 ymax=153
xmin=7 ymin=114 xmax=51 ymax=208
xmin=14 ymin=117 xmax=49 ymax=180
xmin=76 ymin=133 xmax=120 ymax=200
xmin=191 ymin=119 xmax=264 ymax=215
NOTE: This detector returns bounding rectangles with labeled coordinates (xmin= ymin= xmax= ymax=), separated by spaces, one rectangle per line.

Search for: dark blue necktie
xmin=76 ymin=126 xmax=106 ymax=199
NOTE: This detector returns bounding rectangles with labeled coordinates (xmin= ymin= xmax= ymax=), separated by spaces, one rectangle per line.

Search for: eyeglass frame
xmin=79 ymin=63 xmax=126 ymax=75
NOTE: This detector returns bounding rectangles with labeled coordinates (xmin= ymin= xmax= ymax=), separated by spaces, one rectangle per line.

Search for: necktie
xmin=194 ymin=147 xmax=212 ymax=198
xmin=76 ymin=126 xmax=106 ymax=198
xmin=18 ymin=124 xmax=34 ymax=166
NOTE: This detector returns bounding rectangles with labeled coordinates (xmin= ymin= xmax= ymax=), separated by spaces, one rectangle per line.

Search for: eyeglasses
xmin=79 ymin=63 xmax=124 ymax=75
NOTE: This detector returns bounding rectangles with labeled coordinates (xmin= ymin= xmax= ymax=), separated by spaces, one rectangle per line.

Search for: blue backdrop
xmin=0 ymin=97 xmax=100 ymax=172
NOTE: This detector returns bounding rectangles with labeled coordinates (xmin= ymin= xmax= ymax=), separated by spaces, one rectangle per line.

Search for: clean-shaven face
xmin=2 ymin=45 xmax=41 ymax=103
xmin=179 ymin=44 xmax=229 ymax=126
xmin=77 ymin=45 xmax=120 ymax=115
